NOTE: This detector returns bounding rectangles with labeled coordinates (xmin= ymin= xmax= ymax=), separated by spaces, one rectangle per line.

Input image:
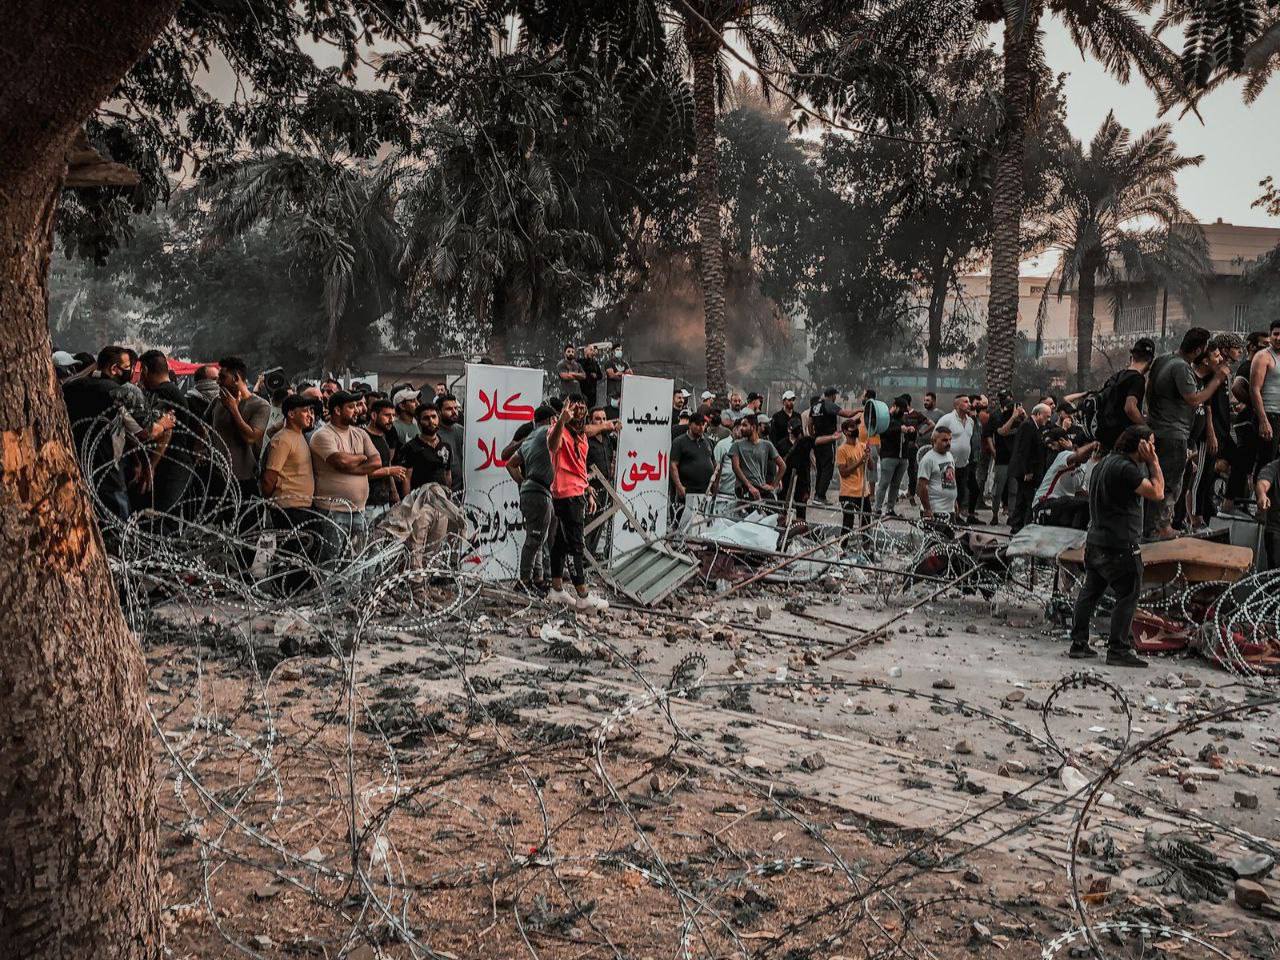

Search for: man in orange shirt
xmin=836 ymin=413 xmax=869 ymax=535
xmin=546 ymin=395 xmax=612 ymax=612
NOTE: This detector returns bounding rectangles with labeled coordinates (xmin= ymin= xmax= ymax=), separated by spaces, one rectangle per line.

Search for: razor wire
xmin=61 ymin=407 xmax=1280 ymax=959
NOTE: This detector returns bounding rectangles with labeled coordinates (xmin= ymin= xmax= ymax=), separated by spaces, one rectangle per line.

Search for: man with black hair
xmin=138 ymin=349 xmax=200 ymax=518
xmin=396 ymin=405 xmax=453 ymax=491
xmin=873 ymin=395 xmax=909 ymax=517
xmin=63 ymin=345 xmax=172 ymax=520
xmin=435 ymin=393 xmax=465 ymax=494
xmin=213 ymin=356 xmax=272 ymax=502
xmin=769 ymin=390 xmax=802 ymax=457
xmin=556 ymin=343 xmax=586 ymax=393
xmin=506 ymin=404 xmax=557 ymax=590
xmin=309 ymin=391 xmax=382 ymax=560
xmin=1095 ymin=338 xmax=1154 ymax=450
xmin=547 ymin=395 xmax=611 ymax=611
xmin=580 ymin=343 xmax=604 ymax=408
xmin=364 ymin=398 xmax=407 ymax=520
xmin=1070 ymin=425 xmax=1164 ymax=666
xmin=731 ymin=414 xmax=786 ymax=500
xmin=262 ymin=395 xmax=315 ymax=510
xmin=670 ymin=411 xmax=716 ymax=502
xmin=320 ymin=378 xmax=341 ymax=401
xmin=1249 ymin=318 xmax=1280 ymax=465
xmin=810 ymin=387 xmax=857 ymax=502
xmin=1144 ymin=327 xmax=1229 ymax=538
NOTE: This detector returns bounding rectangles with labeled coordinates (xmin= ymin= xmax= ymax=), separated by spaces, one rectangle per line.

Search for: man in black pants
xmin=1069 ymin=425 xmax=1165 ymax=667
xmin=809 ymin=387 xmax=857 ymax=503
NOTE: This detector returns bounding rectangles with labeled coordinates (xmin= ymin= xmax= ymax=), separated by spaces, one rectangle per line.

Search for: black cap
xmin=328 ymin=390 xmax=359 ymax=412
xmin=823 ymin=386 xmax=838 ymax=397
xmin=1132 ymin=337 xmax=1156 ymax=357
xmin=746 ymin=391 xmax=763 ymax=402
xmin=895 ymin=393 xmax=911 ymax=406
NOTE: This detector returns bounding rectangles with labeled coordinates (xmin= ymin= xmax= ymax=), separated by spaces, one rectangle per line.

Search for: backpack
xmin=1078 ymin=369 xmax=1140 ymax=442
xmin=1074 ymin=383 xmax=1109 ymax=442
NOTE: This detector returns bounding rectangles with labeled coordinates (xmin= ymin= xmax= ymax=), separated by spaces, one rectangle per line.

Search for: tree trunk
xmin=1075 ymin=258 xmax=1098 ymax=391
xmin=687 ymin=25 xmax=728 ymax=397
xmin=488 ymin=280 xmax=510 ymax=363
xmin=926 ymin=257 xmax=949 ymax=392
xmin=984 ymin=7 xmax=1041 ymax=396
xmin=0 ymin=3 xmax=180 ymax=958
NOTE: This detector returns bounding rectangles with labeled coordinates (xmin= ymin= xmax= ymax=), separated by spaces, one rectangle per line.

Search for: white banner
xmin=611 ymin=374 xmax=674 ymax=557
xmin=463 ymin=363 xmax=542 ymax=580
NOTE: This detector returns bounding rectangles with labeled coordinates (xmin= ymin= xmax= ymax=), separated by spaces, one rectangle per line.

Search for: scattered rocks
xmin=962 ymin=867 xmax=982 ymax=884
xmin=801 ymin=752 xmax=827 ymax=772
xmin=1234 ymin=790 xmax=1259 ymax=810
xmin=1235 ymin=878 xmax=1272 ymax=911
xmin=954 ymin=740 xmax=973 ymax=755
xmin=755 ymin=605 xmax=772 ymax=621
xmin=931 ymin=678 xmax=955 ymax=690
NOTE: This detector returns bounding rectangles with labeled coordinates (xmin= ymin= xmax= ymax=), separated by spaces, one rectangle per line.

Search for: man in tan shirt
xmin=262 ymin=395 xmax=316 ymax=515
xmin=309 ymin=391 xmax=383 ymax=562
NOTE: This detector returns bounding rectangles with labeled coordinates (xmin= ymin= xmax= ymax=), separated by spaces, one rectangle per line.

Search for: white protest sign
xmin=462 ymin=363 xmax=542 ymax=580
xmin=611 ymin=374 xmax=674 ymax=557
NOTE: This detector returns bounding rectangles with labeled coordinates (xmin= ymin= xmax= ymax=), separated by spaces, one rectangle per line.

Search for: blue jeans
xmin=312 ymin=508 xmax=368 ymax=567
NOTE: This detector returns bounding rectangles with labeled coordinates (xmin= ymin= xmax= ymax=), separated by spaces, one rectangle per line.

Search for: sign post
xmin=611 ymin=374 xmax=674 ymax=557
xmin=462 ymin=363 xmax=542 ymax=579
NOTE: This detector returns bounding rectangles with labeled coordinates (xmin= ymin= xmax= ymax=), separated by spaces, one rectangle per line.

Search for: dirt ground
xmin=150 ymin=646 xmax=1066 ymax=960
xmin=145 ymin=511 xmax=1280 ymax=958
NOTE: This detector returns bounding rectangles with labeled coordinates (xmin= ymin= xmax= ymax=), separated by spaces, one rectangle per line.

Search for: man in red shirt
xmin=547 ymin=394 xmax=610 ymax=612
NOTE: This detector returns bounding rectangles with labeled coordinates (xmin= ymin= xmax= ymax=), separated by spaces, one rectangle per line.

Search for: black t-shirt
xmin=879 ymin=413 xmax=904 ymax=460
xmin=366 ymin=429 xmax=399 ymax=506
xmin=396 ymin=435 xmax=452 ymax=490
xmin=1098 ymin=369 xmax=1146 ymax=449
xmin=145 ymin=380 xmax=201 ymax=462
xmin=810 ymin=398 xmax=840 ymax=435
xmin=581 ymin=358 xmax=603 ymax=407
xmin=992 ymin=405 xmax=1016 ymax=464
xmin=1087 ymin=454 xmax=1147 ymax=549
xmin=669 ymin=431 xmax=716 ymax=493
xmin=588 ymin=434 xmax=613 ymax=485
xmin=770 ymin=409 xmax=802 ymax=456
xmin=782 ymin=435 xmax=815 ymax=497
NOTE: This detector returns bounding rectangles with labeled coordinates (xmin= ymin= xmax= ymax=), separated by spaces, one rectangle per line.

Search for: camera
xmin=262 ymin=367 xmax=288 ymax=392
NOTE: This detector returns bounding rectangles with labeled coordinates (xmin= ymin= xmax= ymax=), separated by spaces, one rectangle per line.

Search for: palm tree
xmin=183 ymin=152 xmax=403 ymax=372
xmin=664 ymin=2 xmax=791 ymax=396
xmin=1041 ymin=112 xmax=1208 ymax=388
xmin=974 ymin=0 xmax=1181 ymax=394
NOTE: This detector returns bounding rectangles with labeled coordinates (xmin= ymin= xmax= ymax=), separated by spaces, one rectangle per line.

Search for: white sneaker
xmin=547 ymin=587 xmax=577 ymax=606
xmin=575 ymin=592 xmax=609 ymax=613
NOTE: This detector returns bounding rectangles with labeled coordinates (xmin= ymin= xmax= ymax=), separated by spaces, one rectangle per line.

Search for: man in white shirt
xmin=934 ymin=395 xmax=976 ymax=523
xmin=916 ymin=426 xmax=958 ymax=520
xmin=1029 ymin=430 xmax=1099 ymax=529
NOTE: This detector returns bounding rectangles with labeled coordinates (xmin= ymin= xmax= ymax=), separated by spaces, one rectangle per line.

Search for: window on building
xmin=1233 ymin=303 xmax=1250 ymax=332
xmin=1115 ymin=304 xmax=1156 ymax=334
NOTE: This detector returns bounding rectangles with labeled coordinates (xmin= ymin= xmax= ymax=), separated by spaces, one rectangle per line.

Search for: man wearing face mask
xmin=62 ymin=344 xmax=175 ymax=521
xmin=604 ymin=345 xmax=633 ymax=413
xmin=1144 ymin=327 xmax=1229 ymax=539
xmin=185 ymin=363 xmax=222 ymax=421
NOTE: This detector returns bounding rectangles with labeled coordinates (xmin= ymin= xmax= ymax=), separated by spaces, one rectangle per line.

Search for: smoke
xmin=605 ymin=251 xmax=798 ymax=389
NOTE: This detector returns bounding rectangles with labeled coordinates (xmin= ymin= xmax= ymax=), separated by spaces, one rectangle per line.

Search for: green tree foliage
xmin=1042 ymin=112 xmax=1208 ymax=388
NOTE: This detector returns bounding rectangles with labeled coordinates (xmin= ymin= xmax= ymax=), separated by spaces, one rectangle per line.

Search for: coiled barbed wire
xmin=66 ymin=407 xmax=1280 ymax=958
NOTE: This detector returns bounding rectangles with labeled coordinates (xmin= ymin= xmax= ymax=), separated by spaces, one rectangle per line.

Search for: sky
xmin=1041 ymin=23 xmax=1280 ymax=228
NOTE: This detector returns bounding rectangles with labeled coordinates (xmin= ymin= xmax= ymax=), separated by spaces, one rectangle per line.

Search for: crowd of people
xmin=55 ymin=323 xmax=1280 ymax=639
